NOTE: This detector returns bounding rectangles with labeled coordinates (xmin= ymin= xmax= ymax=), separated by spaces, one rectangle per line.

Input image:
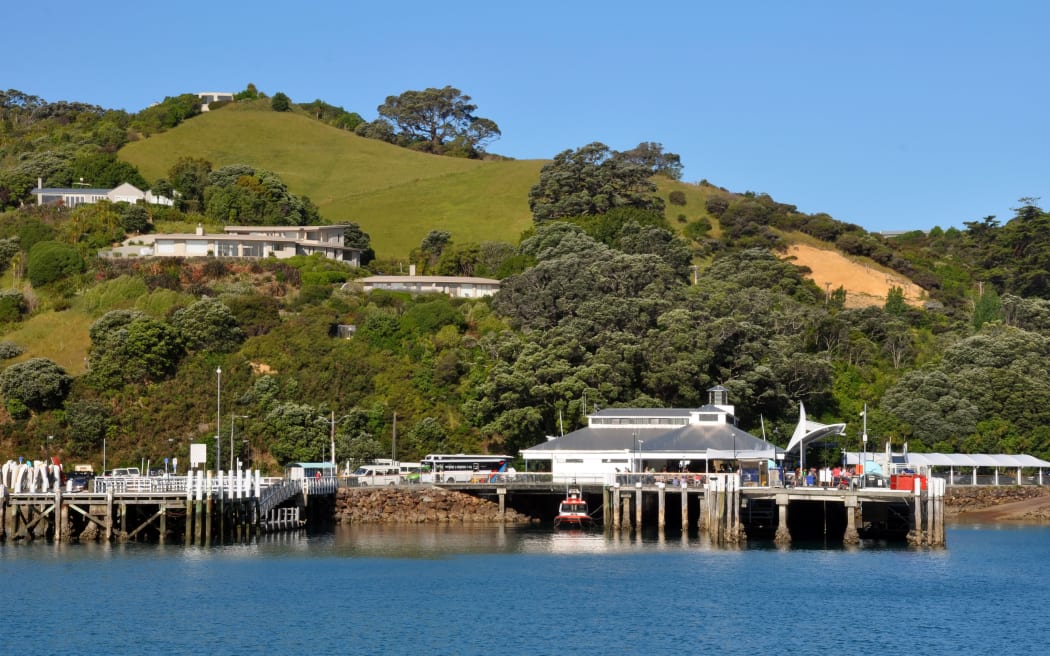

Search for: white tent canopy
xmin=784 ymin=403 xmax=846 ymax=470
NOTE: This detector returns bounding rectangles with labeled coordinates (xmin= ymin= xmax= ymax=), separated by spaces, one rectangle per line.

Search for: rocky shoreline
xmin=335 ymin=487 xmax=534 ymax=524
xmin=945 ymin=485 xmax=1050 ymax=522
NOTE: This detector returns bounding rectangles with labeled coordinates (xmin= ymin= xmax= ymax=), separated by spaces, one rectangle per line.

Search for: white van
xmin=351 ymin=464 xmax=401 ymax=486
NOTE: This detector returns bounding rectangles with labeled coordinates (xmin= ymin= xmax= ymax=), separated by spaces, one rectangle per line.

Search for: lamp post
xmin=862 ymin=403 xmax=868 ymax=471
xmin=322 ymin=412 xmax=353 ymax=469
xmin=216 ymin=367 xmax=222 ymax=471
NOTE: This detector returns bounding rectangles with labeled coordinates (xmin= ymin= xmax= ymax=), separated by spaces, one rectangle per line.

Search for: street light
xmin=861 ymin=403 xmax=868 ymax=472
xmin=216 ymin=367 xmax=222 ymax=471
xmin=322 ymin=412 xmax=353 ymax=468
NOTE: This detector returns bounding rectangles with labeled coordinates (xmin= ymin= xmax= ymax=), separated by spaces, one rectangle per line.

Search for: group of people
xmin=789 ymin=465 xmax=854 ymax=489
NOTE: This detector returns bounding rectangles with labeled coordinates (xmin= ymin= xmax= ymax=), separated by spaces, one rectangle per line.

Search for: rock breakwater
xmin=335 ymin=487 xmax=533 ymax=524
xmin=946 ymin=485 xmax=1050 ymax=522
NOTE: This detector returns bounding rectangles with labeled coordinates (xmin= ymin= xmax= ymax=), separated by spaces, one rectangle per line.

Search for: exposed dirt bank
xmin=784 ymin=243 xmax=925 ymax=309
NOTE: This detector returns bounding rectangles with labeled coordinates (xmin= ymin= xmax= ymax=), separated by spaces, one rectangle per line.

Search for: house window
xmin=186 ymin=240 xmax=208 ymax=256
xmin=242 ymin=242 xmax=263 ymax=257
xmin=218 ymin=242 xmax=238 ymax=257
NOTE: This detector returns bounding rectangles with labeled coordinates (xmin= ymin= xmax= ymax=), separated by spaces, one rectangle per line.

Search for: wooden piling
xmin=774 ymin=493 xmax=791 ymax=545
xmin=1 ymin=487 xmax=7 ymax=541
xmin=620 ymin=492 xmax=631 ymax=530
xmin=681 ymin=486 xmax=689 ymax=532
xmin=105 ymin=491 xmax=114 ymax=541
xmin=843 ymin=496 xmax=859 ymax=546
xmin=205 ymin=471 xmax=213 ymax=546
xmin=909 ymin=478 xmax=925 ymax=546
xmin=612 ymin=486 xmax=621 ymax=530
xmin=657 ymin=484 xmax=666 ymax=531
xmin=634 ymin=486 xmax=642 ymax=531
xmin=53 ymin=488 xmax=62 ymax=543
xmin=195 ymin=470 xmax=204 ymax=545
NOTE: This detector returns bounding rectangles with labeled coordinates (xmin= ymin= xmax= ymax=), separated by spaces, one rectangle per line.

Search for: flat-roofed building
xmin=109 ymin=223 xmax=361 ymax=265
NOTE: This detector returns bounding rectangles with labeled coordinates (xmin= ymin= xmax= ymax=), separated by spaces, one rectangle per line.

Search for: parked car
xmin=66 ymin=471 xmax=95 ymax=493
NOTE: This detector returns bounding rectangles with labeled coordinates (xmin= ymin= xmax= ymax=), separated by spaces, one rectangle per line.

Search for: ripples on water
xmin=3 ymin=525 xmax=1049 ymax=654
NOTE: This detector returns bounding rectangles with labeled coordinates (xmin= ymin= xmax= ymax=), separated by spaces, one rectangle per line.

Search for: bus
xmin=420 ymin=454 xmax=513 ymax=484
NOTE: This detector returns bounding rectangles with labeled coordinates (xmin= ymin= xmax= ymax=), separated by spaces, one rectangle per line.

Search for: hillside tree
xmin=528 ymin=142 xmax=664 ymax=222
xmin=375 ymin=86 xmax=500 ymax=156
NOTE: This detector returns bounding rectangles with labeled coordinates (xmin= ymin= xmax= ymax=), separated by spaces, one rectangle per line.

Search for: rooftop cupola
xmin=707 ymin=384 xmax=734 ymax=415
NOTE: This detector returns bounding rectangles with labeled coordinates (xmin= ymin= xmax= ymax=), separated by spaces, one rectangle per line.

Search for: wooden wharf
xmin=1 ymin=472 xmax=338 ymax=544
xmin=447 ymin=472 xmax=948 ymax=546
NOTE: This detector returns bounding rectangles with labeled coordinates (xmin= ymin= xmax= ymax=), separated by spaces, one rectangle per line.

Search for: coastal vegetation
xmin=2 ymin=86 xmax=1050 ymax=472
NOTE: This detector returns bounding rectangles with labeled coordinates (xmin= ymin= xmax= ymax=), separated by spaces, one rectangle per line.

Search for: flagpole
xmin=862 ymin=403 xmax=868 ymax=470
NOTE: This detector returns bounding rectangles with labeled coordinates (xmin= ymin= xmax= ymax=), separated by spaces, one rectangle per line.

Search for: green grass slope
xmin=119 ymin=104 xmax=544 ymax=258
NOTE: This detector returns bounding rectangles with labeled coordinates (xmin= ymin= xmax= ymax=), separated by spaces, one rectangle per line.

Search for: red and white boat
xmin=553 ymin=488 xmax=594 ymax=529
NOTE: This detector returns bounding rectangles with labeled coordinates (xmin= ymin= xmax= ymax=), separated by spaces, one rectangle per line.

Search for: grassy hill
xmin=117 ymin=103 xmax=915 ymax=308
xmin=119 ymin=103 xmax=544 ymax=258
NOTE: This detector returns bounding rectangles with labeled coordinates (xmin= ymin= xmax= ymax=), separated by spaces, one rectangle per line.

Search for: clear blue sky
xmin=7 ymin=1 xmax=1047 ymax=232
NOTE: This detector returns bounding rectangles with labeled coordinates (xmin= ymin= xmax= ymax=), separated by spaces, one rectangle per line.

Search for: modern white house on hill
xmin=522 ymin=386 xmax=784 ymax=483
xmin=357 ymin=275 xmax=501 ymax=298
xmin=31 ymin=179 xmax=174 ymax=208
xmin=110 ymin=224 xmax=361 ymax=265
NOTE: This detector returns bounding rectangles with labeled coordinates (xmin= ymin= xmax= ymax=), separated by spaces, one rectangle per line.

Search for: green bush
xmin=26 ymin=240 xmax=85 ymax=287
xmin=0 ymin=290 xmax=26 ymax=322
xmin=683 ymin=218 xmax=712 ymax=240
xmin=0 ymin=341 xmax=25 ymax=359
xmin=0 ymin=357 xmax=72 ymax=411
xmin=669 ymin=190 xmax=687 ymax=206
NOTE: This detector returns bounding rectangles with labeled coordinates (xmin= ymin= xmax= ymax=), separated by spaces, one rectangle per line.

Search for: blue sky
xmin=6 ymin=1 xmax=1047 ymax=232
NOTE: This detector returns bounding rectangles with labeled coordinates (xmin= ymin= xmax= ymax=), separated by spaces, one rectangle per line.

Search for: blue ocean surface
xmin=3 ymin=524 xmax=1049 ymax=655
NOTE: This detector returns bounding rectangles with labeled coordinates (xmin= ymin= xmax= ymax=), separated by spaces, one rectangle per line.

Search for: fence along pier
xmin=0 ymin=471 xmax=337 ymax=544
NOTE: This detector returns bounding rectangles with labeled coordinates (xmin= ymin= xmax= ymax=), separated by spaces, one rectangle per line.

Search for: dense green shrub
xmin=26 ymin=240 xmax=84 ymax=287
xmin=171 ymin=297 xmax=244 ymax=352
xmin=0 ymin=357 xmax=72 ymax=411
xmin=669 ymin=190 xmax=687 ymax=206
xmin=0 ymin=289 xmax=26 ymax=322
xmin=0 ymin=341 xmax=25 ymax=359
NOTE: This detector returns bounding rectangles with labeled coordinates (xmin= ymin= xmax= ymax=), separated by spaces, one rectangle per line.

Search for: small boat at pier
xmin=553 ymin=488 xmax=594 ymax=529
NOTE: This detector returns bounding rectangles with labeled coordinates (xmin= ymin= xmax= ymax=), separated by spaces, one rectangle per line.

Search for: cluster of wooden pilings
xmin=600 ymin=474 xmax=745 ymax=545
xmin=593 ymin=472 xmax=946 ymax=548
xmin=907 ymin=476 xmax=947 ymax=547
xmin=604 ymin=482 xmax=691 ymax=534
xmin=182 ymin=471 xmax=261 ymax=546
xmin=700 ymin=475 xmax=746 ymax=544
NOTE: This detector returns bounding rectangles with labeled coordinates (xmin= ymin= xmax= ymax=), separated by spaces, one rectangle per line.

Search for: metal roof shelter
xmin=843 ymin=451 xmax=1050 ymax=486
xmin=904 ymin=452 xmax=1050 ymax=486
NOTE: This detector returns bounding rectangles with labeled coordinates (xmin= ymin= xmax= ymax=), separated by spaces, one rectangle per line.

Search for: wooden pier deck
xmin=1 ymin=472 xmax=338 ymax=544
xmin=443 ymin=473 xmax=948 ymax=546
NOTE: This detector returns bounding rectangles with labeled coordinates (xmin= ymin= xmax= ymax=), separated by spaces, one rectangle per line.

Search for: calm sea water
xmin=3 ymin=524 xmax=1049 ymax=655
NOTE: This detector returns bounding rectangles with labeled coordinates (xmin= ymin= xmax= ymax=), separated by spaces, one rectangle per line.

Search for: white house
xmin=521 ymin=386 xmax=783 ymax=483
xmin=112 ymin=223 xmax=361 ymax=265
xmin=357 ymin=274 xmax=501 ymax=299
xmin=31 ymin=179 xmax=174 ymax=208
xmin=196 ymin=92 xmax=235 ymax=111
